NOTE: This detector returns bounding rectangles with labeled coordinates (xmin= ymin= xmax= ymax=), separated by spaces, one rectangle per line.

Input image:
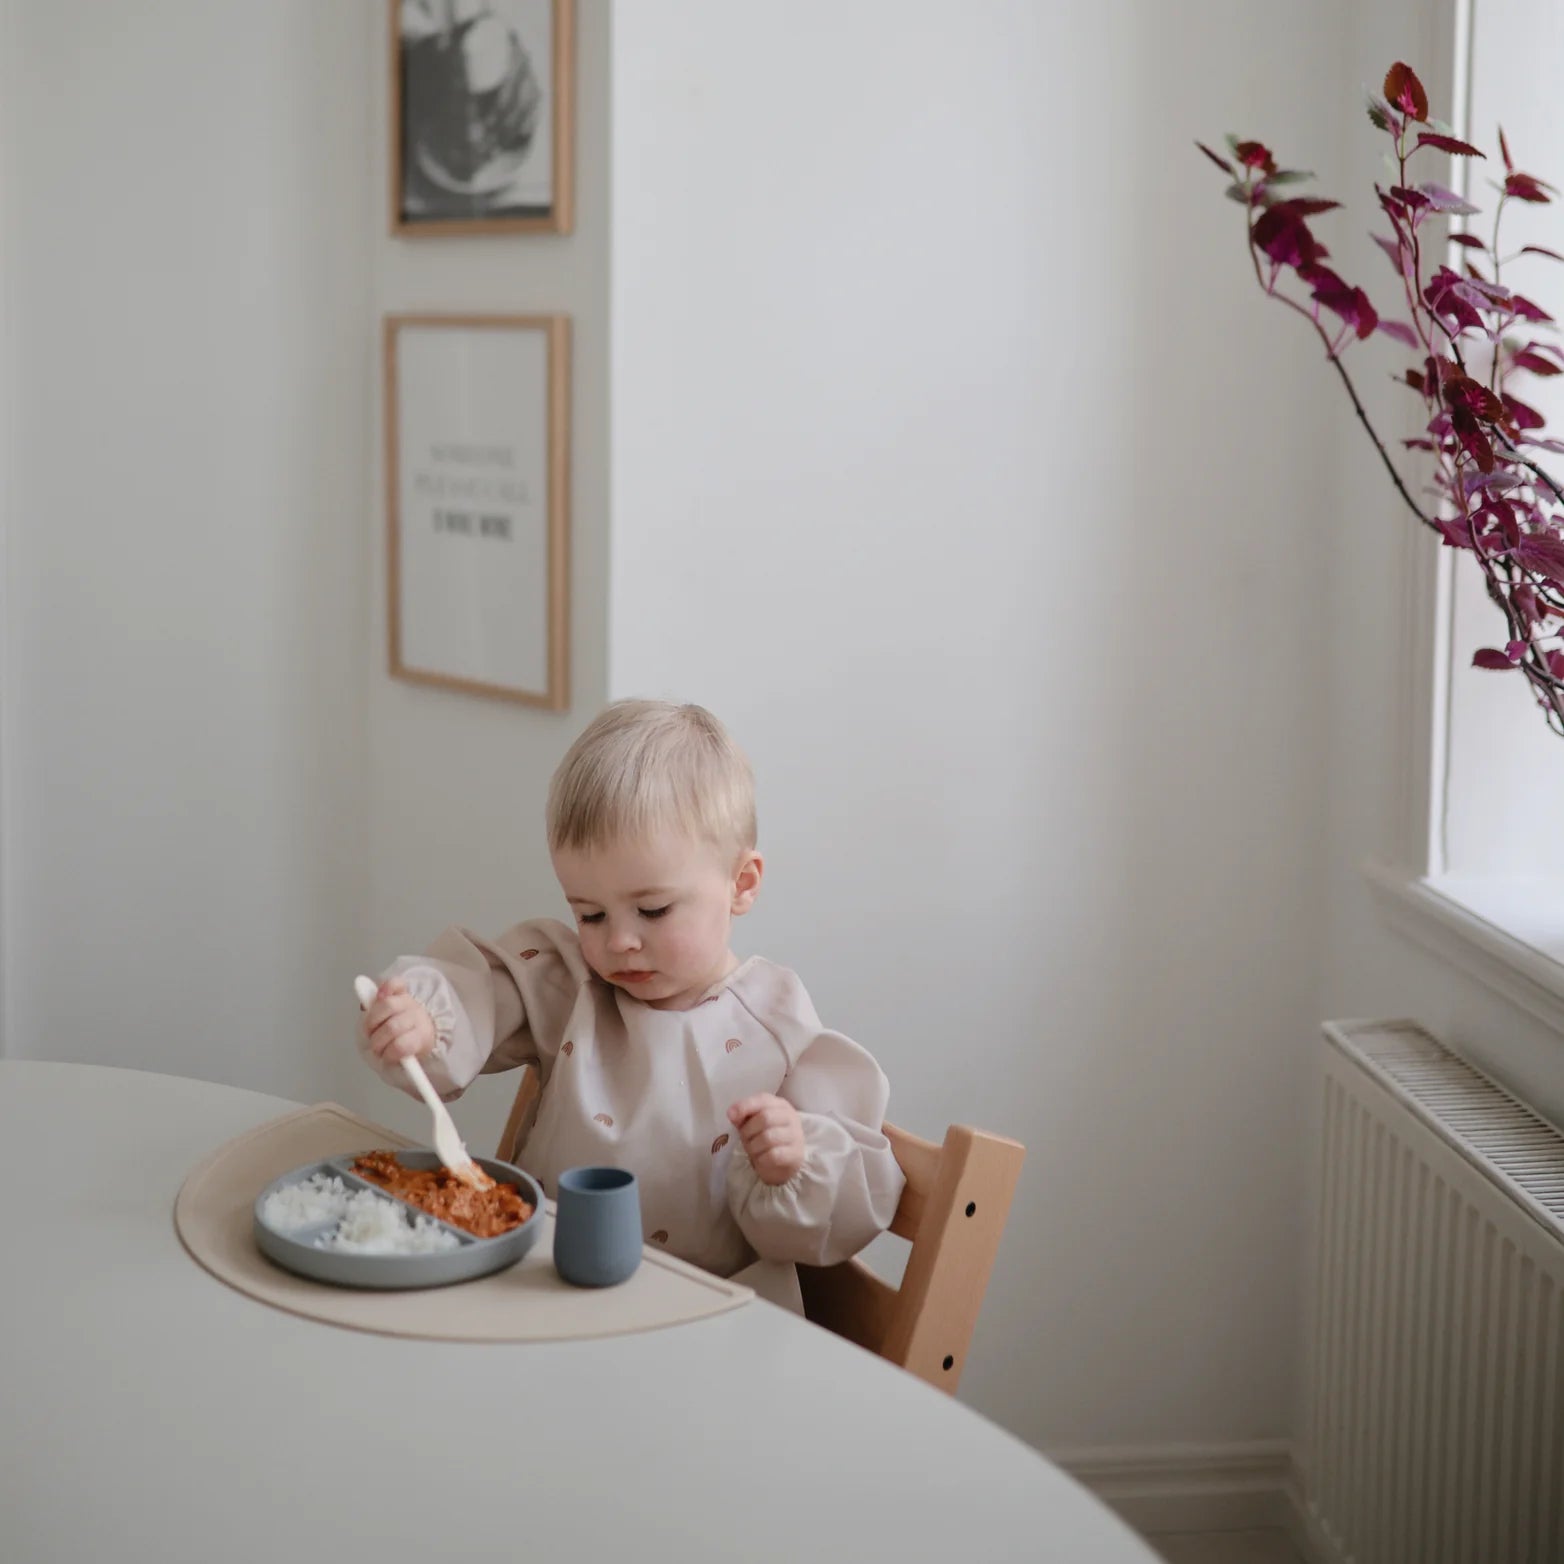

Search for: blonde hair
xmin=546 ymin=700 xmax=757 ymax=859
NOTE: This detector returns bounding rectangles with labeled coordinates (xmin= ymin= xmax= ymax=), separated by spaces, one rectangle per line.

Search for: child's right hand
xmin=360 ymin=977 xmax=438 ymax=1064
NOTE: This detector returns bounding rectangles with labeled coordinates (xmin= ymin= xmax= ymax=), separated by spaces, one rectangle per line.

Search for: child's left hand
xmin=728 ymin=1094 xmax=806 ymax=1186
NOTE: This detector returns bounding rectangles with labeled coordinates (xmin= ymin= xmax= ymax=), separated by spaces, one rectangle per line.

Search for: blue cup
xmin=553 ymin=1166 xmax=643 ymax=1287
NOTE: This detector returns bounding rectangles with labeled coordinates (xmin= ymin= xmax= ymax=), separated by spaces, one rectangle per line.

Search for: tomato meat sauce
xmin=350 ymin=1151 xmax=532 ymax=1238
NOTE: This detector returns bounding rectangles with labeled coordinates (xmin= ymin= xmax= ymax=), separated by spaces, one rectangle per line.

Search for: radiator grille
xmin=1349 ymin=1022 xmax=1564 ymax=1232
xmin=1307 ymin=1021 xmax=1564 ymax=1564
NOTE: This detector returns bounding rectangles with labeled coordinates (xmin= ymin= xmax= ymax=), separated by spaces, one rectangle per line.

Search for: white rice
xmin=261 ymin=1172 xmax=355 ymax=1230
xmin=319 ymin=1189 xmax=460 ymax=1255
xmin=261 ymin=1170 xmax=460 ymax=1255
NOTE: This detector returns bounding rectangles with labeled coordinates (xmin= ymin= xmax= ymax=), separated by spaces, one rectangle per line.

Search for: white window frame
xmin=1369 ymin=0 xmax=1564 ymax=1035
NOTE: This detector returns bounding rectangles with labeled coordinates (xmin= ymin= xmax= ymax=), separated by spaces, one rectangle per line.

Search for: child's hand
xmin=361 ymin=977 xmax=438 ymax=1064
xmin=727 ymin=1094 xmax=806 ymax=1186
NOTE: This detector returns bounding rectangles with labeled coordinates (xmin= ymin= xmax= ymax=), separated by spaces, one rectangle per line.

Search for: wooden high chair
xmin=798 ymin=1121 xmax=1024 ymax=1394
xmin=494 ymin=1065 xmax=1024 ymax=1395
xmin=495 ymin=1062 xmax=542 ymax=1167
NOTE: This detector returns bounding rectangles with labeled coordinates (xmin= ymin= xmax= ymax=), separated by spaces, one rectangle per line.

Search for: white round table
xmin=0 ymin=1062 xmax=1161 ymax=1563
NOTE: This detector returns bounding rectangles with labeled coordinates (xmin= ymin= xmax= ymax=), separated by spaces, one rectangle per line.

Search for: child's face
xmin=552 ymin=831 xmax=763 ymax=1011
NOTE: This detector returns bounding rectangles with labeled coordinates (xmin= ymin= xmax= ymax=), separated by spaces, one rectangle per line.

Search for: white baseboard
xmin=1051 ymin=1442 xmax=1319 ymax=1554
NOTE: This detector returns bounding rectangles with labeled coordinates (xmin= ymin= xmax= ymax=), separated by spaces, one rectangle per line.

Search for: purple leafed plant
xmin=1200 ymin=62 xmax=1564 ymax=733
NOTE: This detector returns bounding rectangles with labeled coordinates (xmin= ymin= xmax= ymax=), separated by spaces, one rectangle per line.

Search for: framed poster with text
xmin=384 ymin=313 xmax=570 ymax=709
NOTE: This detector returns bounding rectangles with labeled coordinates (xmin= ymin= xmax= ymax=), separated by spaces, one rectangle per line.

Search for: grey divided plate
xmin=253 ymin=1152 xmax=544 ymax=1291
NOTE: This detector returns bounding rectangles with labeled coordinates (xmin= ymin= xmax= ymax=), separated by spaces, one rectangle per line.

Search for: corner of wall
xmin=0 ymin=0 xmax=14 ymax=1060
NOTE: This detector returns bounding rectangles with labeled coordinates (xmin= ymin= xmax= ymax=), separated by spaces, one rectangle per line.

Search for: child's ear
xmin=731 ymin=850 xmax=764 ymax=915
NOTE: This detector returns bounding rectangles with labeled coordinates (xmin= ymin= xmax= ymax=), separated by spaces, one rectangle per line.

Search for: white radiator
xmin=1307 ymin=1021 xmax=1564 ymax=1564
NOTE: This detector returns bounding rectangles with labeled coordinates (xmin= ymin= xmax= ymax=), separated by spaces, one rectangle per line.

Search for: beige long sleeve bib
xmin=358 ymin=919 xmax=905 ymax=1278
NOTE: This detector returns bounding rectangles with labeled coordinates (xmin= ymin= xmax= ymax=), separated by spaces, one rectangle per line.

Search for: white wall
xmin=0 ymin=0 xmax=14 ymax=1052
xmin=343 ymin=0 xmax=613 ymax=1154
xmin=0 ymin=0 xmax=611 ymax=1153
xmin=0 ymin=1 xmax=373 ymax=1103
xmin=610 ymin=0 xmax=1344 ymax=1452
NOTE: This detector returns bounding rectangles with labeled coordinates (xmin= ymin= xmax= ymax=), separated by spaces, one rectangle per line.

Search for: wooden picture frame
xmin=384 ymin=314 xmax=571 ymax=709
xmin=390 ymin=0 xmax=576 ymax=236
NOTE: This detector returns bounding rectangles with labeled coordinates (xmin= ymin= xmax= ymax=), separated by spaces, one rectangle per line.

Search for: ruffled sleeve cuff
xmin=727 ymin=1111 xmax=904 ymax=1268
xmin=356 ymin=962 xmax=485 ymax=1100
xmin=388 ymin=961 xmax=457 ymax=1056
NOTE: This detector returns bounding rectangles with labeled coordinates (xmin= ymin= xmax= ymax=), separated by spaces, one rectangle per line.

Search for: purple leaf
xmin=1502 ymin=392 xmax=1546 ymax=431
xmin=1251 ymin=207 xmax=1323 ymax=268
xmin=1269 ymin=196 xmax=1343 ymax=218
xmin=1372 ymin=232 xmax=1409 ymax=275
xmin=1442 ymin=277 xmax=1507 ymax=320
xmin=1473 ymin=648 xmax=1518 ymax=669
xmin=1385 ymin=62 xmax=1429 ymax=122
xmin=1515 ymin=534 xmax=1564 ymax=585
xmin=1196 ymin=141 xmax=1236 ymax=176
xmin=1505 ymin=172 xmax=1554 ymax=203
xmin=1378 ymin=319 xmax=1419 ymax=346
xmin=1463 ymin=277 xmax=1513 ymax=308
xmin=1426 ymin=267 xmax=1489 ymax=332
xmin=1417 ymin=182 xmax=1481 ymax=214
xmin=1513 ymin=349 xmax=1563 ymax=376
xmin=1310 ymin=274 xmax=1379 ymax=337
xmin=1520 ymin=245 xmax=1564 ymax=262
xmin=1464 ymin=470 xmax=1522 ymax=494
xmin=1443 ymin=376 xmax=1506 ymax=420
xmin=1512 ymin=294 xmax=1555 ymax=323
xmin=1451 ymin=408 xmax=1497 ymax=472
xmin=1416 ymin=133 xmax=1486 ymax=158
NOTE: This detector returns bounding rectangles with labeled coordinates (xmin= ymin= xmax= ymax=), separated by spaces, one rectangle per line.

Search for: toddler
xmin=357 ymin=699 xmax=905 ymax=1281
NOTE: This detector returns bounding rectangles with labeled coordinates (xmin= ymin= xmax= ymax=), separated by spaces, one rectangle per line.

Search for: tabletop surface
xmin=0 ymin=1060 xmax=1161 ymax=1564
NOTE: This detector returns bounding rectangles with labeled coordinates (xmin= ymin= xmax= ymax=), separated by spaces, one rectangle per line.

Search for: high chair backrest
xmin=495 ymin=1065 xmax=1024 ymax=1394
xmin=797 ymin=1121 xmax=1024 ymax=1394
xmin=495 ymin=1061 xmax=542 ymax=1167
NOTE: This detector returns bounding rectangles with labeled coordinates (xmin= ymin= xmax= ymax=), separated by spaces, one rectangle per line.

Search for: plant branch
xmin=1212 ymin=76 xmax=1564 ymax=739
xmin=1324 ymin=353 xmax=1437 ymax=531
xmin=1241 ymin=187 xmax=1435 ymax=532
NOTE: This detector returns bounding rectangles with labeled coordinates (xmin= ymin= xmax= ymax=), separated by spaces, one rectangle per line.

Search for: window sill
xmin=1365 ymin=861 xmax=1564 ymax=1036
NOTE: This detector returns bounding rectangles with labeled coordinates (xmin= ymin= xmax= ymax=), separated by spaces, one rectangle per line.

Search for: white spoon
xmin=354 ymin=975 xmax=492 ymax=1190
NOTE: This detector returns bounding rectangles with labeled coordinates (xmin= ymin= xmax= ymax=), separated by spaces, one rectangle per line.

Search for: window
xmin=1377 ymin=0 xmax=1564 ymax=1019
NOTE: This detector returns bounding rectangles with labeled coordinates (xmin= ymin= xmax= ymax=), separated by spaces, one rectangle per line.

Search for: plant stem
xmin=1324 ymin=353 xmax=1437 ymax=531
xmin=1495 ymin=427 xmax=1564 ymax=509
xmin=1241 ymin=185 xmax=1434 ymax=533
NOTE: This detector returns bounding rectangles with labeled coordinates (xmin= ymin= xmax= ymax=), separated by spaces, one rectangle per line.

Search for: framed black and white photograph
xmin=390 ymin=0 xmax=576 ymax=236
xmin=383 ymin=314 xmax=571 ymax=708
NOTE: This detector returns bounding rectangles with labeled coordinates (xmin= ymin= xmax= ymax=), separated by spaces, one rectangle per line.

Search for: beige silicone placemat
xmin=174 ymin=1102 xmax=752 ymax=1342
